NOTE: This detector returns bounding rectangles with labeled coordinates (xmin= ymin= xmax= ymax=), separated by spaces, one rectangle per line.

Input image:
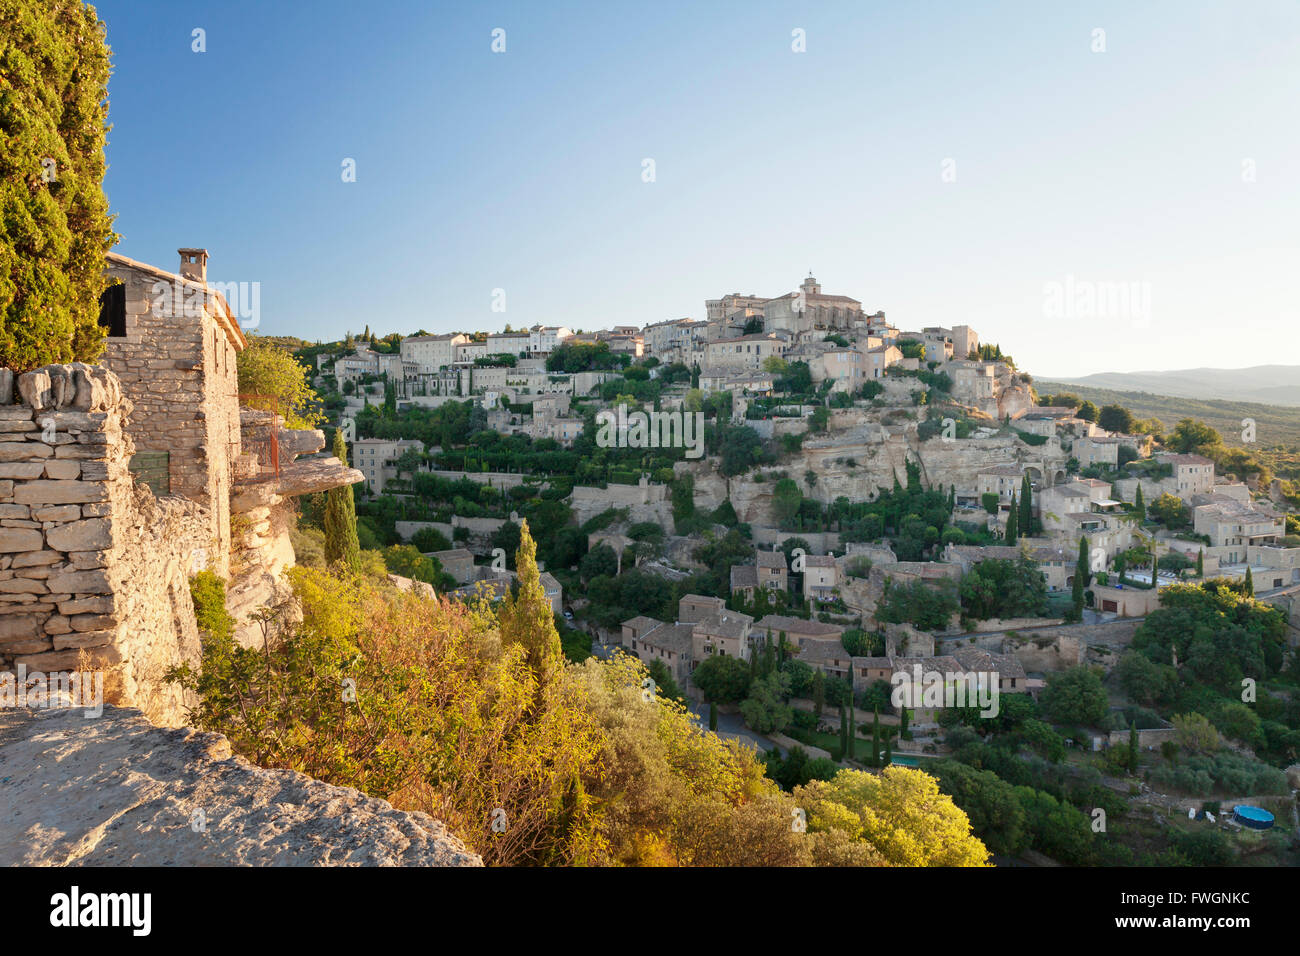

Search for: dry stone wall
xmin=0 ymin=364 xmax=210 ymax=726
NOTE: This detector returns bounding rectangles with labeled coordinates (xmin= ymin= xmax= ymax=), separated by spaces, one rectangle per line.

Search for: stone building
xmin=100 ymin=249 xmax=246 ymax=574
xmin=762 ymin=275 xmax=865 ymax=336
xmin=0 ymin=248 xmax=364 ymax=726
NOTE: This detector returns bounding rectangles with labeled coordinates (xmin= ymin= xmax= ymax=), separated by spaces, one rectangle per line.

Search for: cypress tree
xmin=0 ymin=0 xmax=116 ymax=372
xmin=812 ymin=669 xmax=825 ymax=720
xmin=1128 ymin=720 xmax=1139 ymax=774
xmin=1196 ymin=548 xmax=1205 ymax=578
xmin=1006 ymin=493 xmax=1019 ymax=543
xmin=838 ymin=703 xmax=848 ymax=760
xmin=499 ymin=520 xmax=563 ymax=684
xmin=1019 ymin=474 xmax=1034 ymax=535
xmin=1244 ymin=566 xmax=1254 ymax=597
xmin=1134 ymin=483 xmax=1146 ymax=522
xmin=324 ymin=429 xmax=361 ymax=572
xmin=847 ymin=698 xmax=856 ymax=761
xmin=871 ymin=706 xmax=881 ymax=769
xmin=1071 ymin=536 xmax=1088 ymax=620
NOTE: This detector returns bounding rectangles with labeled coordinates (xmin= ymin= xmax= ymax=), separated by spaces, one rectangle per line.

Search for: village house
xmin=428 ymin=548 xmax=476 ymax=585
xmin=752 ymin=615 xmax=845 ymax=649
xmin=691 ymin=609 xmax=754 ymax=662
xmin=679 ymin=593 xmax=726 ymax=623
xmin=802 ymin=554 xmax=838 ymax=600
xmin=624 ymin=621 xmax=697 ymax=685
xmin=352 ymin=437 xmax=423 ymax=494
xmin=756 ymin=549 xmax=789 ymax=591
xmin=705 ymin=332 xmax=788 ymax=370
xmin=400 ymin=332 xmax=470 ymax=374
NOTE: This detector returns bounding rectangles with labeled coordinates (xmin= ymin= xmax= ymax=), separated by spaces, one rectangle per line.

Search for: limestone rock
xmin=0 ymin=528 xmax=43 ymax=553
xmin=0 ymin=706 xmax=483 ymax=866
xmin=12 ymin=480 xmax=107 ymax=505
xmin=16 ymin=369 xmax=52 ymax=410
xmin=45 ymin=518 xmax=112 ymax=552
xmin=0 ymin=442 xmax=53 ymax=462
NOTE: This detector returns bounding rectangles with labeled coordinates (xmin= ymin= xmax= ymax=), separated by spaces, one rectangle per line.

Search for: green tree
xmin=1133 ymin=483 xmax=1146 ymax=522
xmin=1018 ymin=475 xmax=1034 ymax=534
xmin=498 ymin=519 xmax=562 ymax=684
xmin=323 ymin=430 xmax=361 ymax=572
xmin=1040 ymin=667 xmax=1109 ymax=727
xmin=411 ymin=526 xmax=452 ymax=553
xmin=812 ymin=669 xmax=825 ymax=719
xmin=0 ymin=0 xmax=116 ymax=372
xmin=1098 ymin=404 xmax=1134 ymax=434
xmin=1070 ymin=536 xmax=1088 ymax=622
xmin=739 ymin=671 xmax=793 ymax=735
xmin=691 ymin=655 xmax=751 ymax=704
xmin=646 ymin=658 xmax=683 ymax=702
xmin=1244 ymin=565 xmax=1254 ymax=597
xmin=1005 ymin=492 xmax=1019 ymax=544
xmin=795 ymin=767 xmax=990 ymax=866
xmin=1167 ymin=418 xmax=1223 ymax=455
xmin=847 ymin=700 xmax=857 ymax=761
xmin=237 ymin=337 xmax=326 ymax=428
xmin=771 ymin=477 xmax=803 ymax=528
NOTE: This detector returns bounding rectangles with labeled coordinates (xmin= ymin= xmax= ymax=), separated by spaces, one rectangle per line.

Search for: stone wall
xmin=0 ymin=364 xmax=210 ymax=727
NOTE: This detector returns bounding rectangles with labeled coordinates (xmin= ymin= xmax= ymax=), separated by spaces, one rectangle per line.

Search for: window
xmin=98 ymin=283 xmax=126 ymax=337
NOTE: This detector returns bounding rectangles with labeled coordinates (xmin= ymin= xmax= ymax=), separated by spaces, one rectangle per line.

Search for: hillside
xmin=1047 ymin=366 xmax=1300 ymax=407
xmin=1037 ymin=380 xmax=1300 ymax=449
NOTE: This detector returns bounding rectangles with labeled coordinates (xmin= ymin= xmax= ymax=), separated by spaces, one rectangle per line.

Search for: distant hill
xmin=1034 ymin=380 xmax=1300 ymax=476
xmin=1046 ymin=366 xmax=1300 ymax=407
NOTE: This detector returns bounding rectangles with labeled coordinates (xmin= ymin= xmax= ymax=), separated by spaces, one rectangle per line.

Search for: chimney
xmin=178 ymin=248 xmax=208 ymax=284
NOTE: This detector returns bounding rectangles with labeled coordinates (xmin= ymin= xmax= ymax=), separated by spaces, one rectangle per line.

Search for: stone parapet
xmin=0 ymin=364 xmax=211 ymax=726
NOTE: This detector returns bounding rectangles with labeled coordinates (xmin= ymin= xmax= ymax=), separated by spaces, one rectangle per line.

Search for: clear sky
xmin=93 ymin=0 xmax=1299 ymax=378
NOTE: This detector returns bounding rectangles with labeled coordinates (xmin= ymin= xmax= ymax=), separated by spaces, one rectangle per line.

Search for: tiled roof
xmin=754 ymin=615 xmax=843 ymax=637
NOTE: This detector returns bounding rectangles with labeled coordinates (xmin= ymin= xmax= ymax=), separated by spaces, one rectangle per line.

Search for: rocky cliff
xmin=0 ymin=705 xmax=482 ymax=866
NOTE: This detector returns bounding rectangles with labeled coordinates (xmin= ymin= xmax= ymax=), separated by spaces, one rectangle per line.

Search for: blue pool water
xmin=1232 ymin=805 xmax=1274 ymax=830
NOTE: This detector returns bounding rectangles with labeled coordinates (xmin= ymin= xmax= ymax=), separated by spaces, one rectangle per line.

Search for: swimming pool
xmin=1232 ymin=805 xmax=1275 ymax=830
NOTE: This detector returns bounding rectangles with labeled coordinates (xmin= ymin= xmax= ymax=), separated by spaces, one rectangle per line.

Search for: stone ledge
xmin=231 ymin=456 xmax=363 ymax=512
xmin=0 ymin=705 xmax=482 ymax=867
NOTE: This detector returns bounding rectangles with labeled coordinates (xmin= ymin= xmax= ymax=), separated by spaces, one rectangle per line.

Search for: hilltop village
xmin=275 ymin=268 xmax=1300 ymax=863
xmin=4 ymin=253 xmax=1297 ymax=866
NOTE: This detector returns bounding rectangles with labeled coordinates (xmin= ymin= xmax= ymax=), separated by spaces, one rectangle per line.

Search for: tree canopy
xmin=0 ymin=0 xmax=117 ymax=371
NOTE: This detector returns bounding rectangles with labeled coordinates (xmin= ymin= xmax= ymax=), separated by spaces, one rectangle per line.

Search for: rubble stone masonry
xmin=0 ymin=363 xmax=210 ymax=726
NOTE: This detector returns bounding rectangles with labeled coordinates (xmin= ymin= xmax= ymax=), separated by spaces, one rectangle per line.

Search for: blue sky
xmin=94 ymin=0 xmax=1299 ymax=377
